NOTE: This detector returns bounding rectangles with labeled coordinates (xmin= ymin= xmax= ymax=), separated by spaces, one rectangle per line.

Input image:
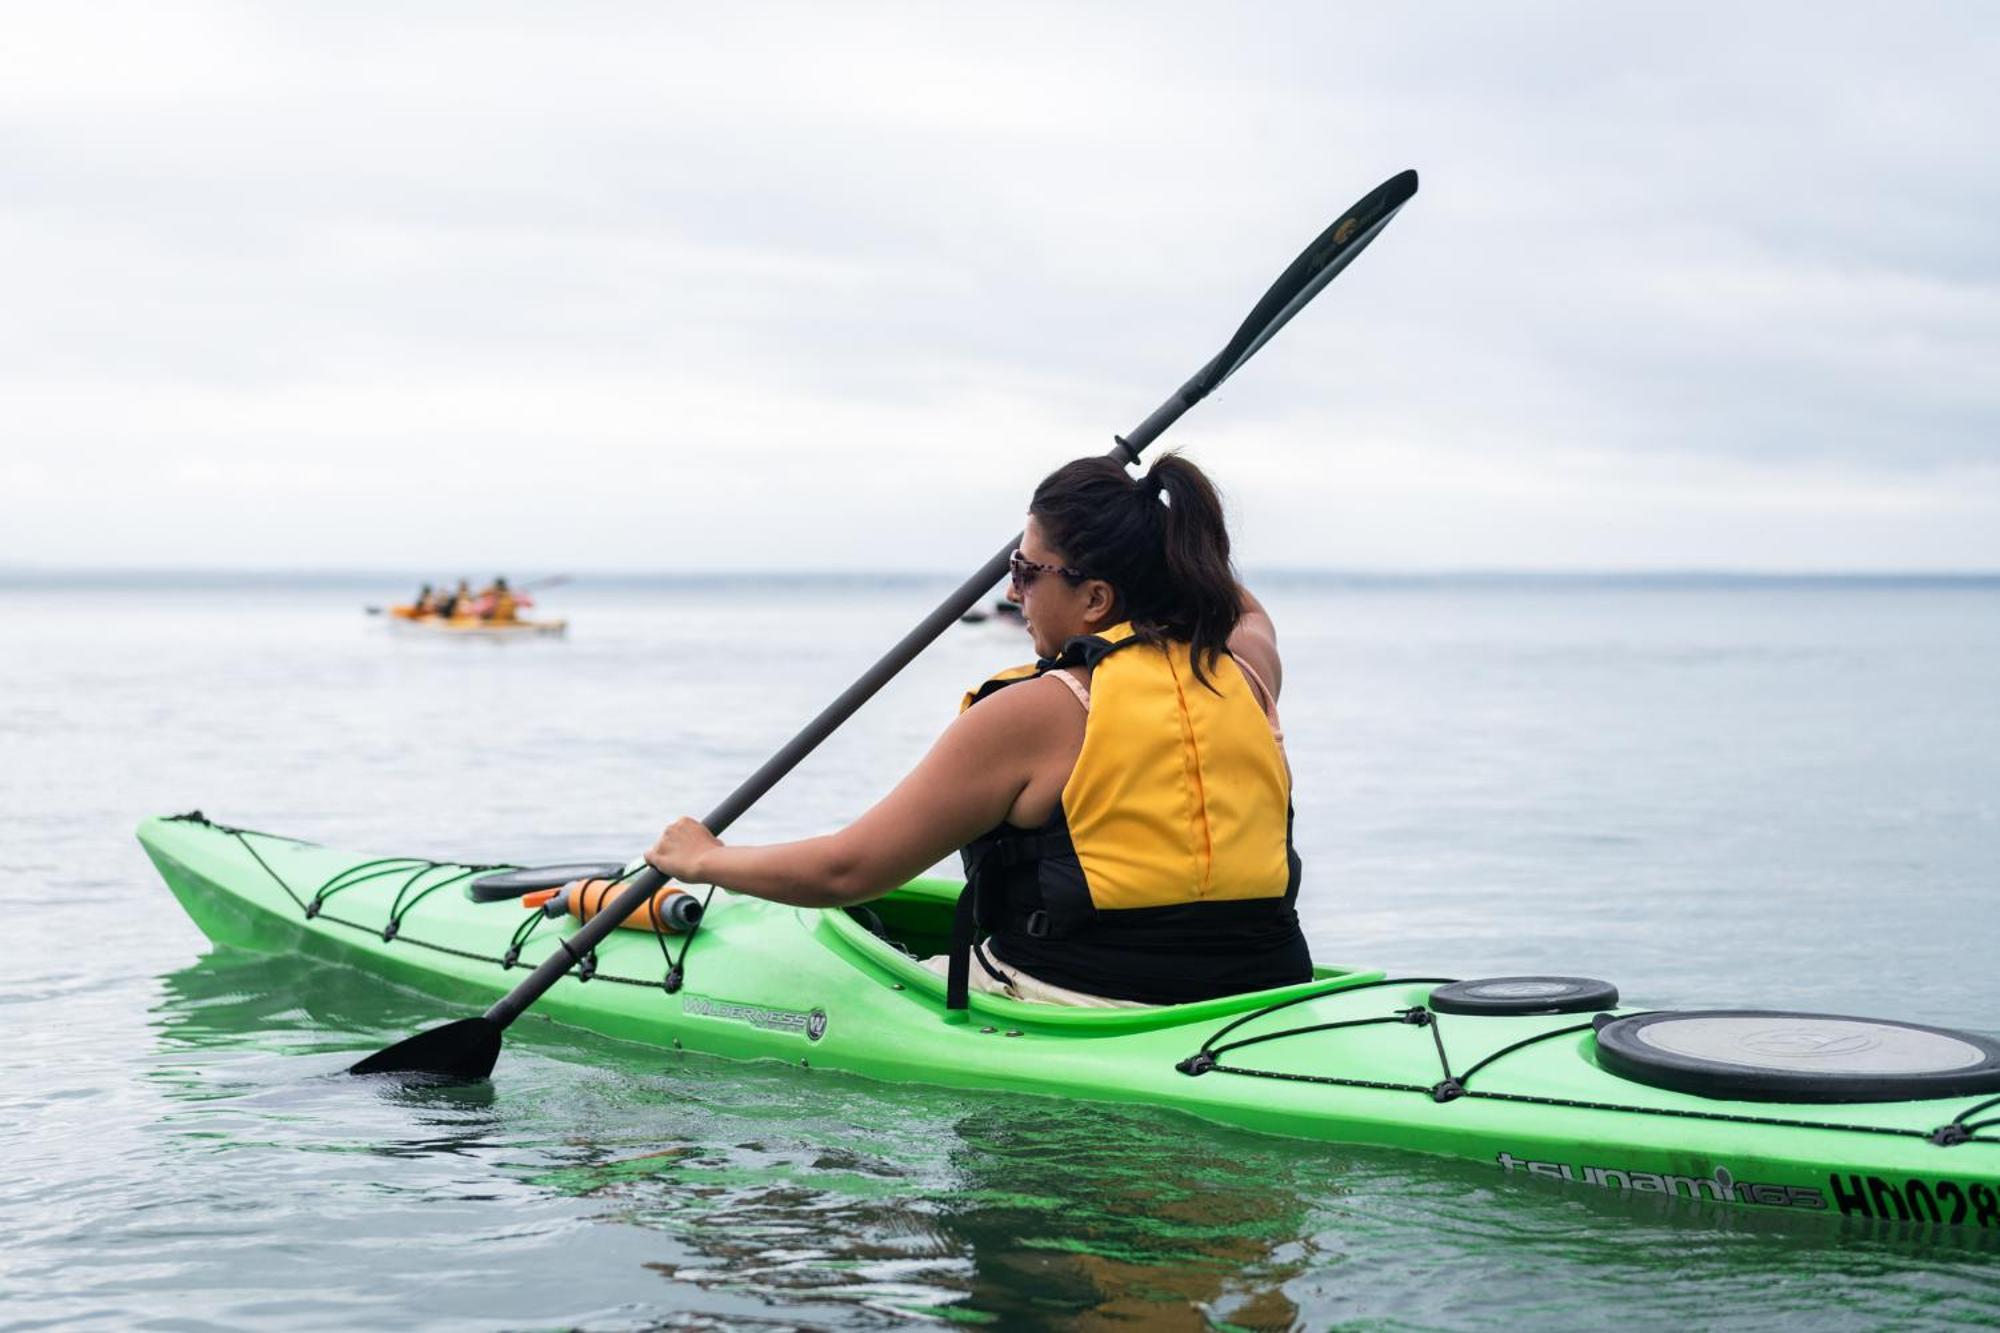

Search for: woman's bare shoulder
xmin=904 ymin=672 xmax=1080 ymax=807
xmin=1228 ymin=610 xmax=1281 ymax=702
xmin=963 ymin=671 xmax=1083 ymax=729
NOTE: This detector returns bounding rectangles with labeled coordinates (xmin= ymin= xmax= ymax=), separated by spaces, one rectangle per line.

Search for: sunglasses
xmin=1008 ymin=549 xmax=1091 ymax=592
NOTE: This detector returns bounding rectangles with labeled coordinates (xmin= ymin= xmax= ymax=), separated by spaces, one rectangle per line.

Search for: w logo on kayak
xmin=806 ymin=1010 xmax=828 ymax=1042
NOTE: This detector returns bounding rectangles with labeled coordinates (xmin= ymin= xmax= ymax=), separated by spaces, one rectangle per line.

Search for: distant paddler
xmin=439 ymin=579 xmax=472 ymax=619
xmin=471 ymin=576 xmax=524 ymax=623
xmin=383 ymin=582 xmax=440 ymax=619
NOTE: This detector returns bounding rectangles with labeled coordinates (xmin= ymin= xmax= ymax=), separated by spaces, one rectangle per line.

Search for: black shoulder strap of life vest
xmin=946 ymin=846 xmax=986 ymax=1011
xmin=1039 ymin=629 xmax=1143 ymax=674
xmin=968 ymin=626 xmax=1145 ymax=712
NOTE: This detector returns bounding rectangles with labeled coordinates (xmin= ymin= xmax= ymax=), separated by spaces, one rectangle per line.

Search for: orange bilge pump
xmin=523 ymin=879 xmax=703 ymax=933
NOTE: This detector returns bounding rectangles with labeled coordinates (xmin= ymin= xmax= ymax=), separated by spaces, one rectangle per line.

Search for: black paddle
xmin=352 ymin=168 xmax=1419 ymax=1081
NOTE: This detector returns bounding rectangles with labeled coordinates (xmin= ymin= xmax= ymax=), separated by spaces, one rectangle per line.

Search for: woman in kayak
xmin=633 ymin=453 xmax=1308 ymax=1007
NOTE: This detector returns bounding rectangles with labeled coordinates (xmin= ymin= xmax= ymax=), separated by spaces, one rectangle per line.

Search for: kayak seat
xmin=847 ymin=882 xmax=958 ymax=959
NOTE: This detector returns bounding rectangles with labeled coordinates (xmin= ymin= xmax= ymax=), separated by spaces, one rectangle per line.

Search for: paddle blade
xmin=349 ymin=1016 xmax=502 ymax=1082
xmin=1194 ymin=168 xmax=1418 ymax=399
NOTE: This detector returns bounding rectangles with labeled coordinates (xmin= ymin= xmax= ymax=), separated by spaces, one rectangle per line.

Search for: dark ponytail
xmin=1028 ymin=451 xmax=1240 ymax=687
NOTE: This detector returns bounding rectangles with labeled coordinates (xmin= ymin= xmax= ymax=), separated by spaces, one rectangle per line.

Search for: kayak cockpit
xmin=816 ymin=877 xmax=1382 ymax=1033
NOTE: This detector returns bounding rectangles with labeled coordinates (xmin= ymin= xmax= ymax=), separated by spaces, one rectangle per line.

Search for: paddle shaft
xmin=473 ymin=170 xmax=1420 ymax=1034
xmin=483 ymin=412 xmax=1190 ymax=1024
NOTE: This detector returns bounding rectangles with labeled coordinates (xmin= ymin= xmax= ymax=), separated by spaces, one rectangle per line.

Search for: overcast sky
xmin=4 ymin=2 xmax=1996 ymax=573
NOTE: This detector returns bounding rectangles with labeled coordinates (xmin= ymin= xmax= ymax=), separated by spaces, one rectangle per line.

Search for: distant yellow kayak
xmin=385 ymin=607 xmax=567 ymax=638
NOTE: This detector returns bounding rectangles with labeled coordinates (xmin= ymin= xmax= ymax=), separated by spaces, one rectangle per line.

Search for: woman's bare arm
xmin=1227 ymin=582 xmax=1281 ymax=702
xmin=639 ymin=679 xmax=1068 ymax=908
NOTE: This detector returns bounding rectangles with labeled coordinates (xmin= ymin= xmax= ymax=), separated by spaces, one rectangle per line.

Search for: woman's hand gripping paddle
xmin=351 ymin=168 xmax=1419 ymax=1081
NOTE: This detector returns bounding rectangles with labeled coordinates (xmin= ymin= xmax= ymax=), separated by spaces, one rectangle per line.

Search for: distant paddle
xmin=352 ymin=169 xmax=1420 ymax=1081
xmin=364 ymin=574 xmax=571 ymax=617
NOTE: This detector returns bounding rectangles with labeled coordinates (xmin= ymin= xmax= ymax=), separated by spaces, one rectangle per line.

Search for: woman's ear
xmin=1083 ymin=579 xmax=1119 ymax=626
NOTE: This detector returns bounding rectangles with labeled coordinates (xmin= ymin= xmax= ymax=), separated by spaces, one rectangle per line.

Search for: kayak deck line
xmin=1938 ymin=1095 xmax=2000 ymax=1146
xmin=1188 ymin=1019 xmax=1982 ymax=1147
xmin=1172 ymin=982 xmax=2000 ymax=1146
xmin=139 ymin=812 xmax=2000 ymax=1232
xmin=165 ymin=812 xmax=694 ymax=991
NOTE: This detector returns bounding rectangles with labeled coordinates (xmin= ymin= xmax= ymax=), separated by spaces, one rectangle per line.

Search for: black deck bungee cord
xmin=502 ymin=904 xmax=549 ymax=969
xmin=1178 ymin=1014 xmax=1410 ymax=1075
xmin=226 ymin=830 xmax=312 ymax=913
xmin=661 ymin=887 xmax=718 ymax=994
xmin=1438 ymin=1017 xmax=1602 ymax=1098
xmin=1184 ymin=974 xmax=1461 ymax=1062
xmin=1945 ymin=1093 xmax=2000 ymax=1128
xmin=308 ymin=860 xmax=441 ymax=917
xmin=167 ymin=810 xmax=315 ymax=845
xmin=542 ymin=863 xmax=716 ymax=993
xmin=1177 ymin=982 xmax=2000 ymax=1147
xmin=195 ymin=813 xmax=684 ymax=991
xmin=1929 ymin=1093 xmax=2000 ymax=1146
xmin=383 ymin=864 xmax=485 ymax=942
xmin=1412 ymin=1006 xmax=1456 ymax=1098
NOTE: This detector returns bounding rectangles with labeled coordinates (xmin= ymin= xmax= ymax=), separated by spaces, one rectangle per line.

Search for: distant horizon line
xmin=4 ymin=564 xmax=1998 ymax=589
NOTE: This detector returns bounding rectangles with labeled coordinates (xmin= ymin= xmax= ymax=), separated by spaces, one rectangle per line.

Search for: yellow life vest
xmin=949 ymin=622 xmax=1306 ymax=1007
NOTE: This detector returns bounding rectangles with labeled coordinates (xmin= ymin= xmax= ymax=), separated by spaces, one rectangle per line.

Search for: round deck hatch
xmin=1595 ymin=1010 xmax=2000 ymax=1103
xmin=1429 ymin=976 xmax=1619 ymax=1016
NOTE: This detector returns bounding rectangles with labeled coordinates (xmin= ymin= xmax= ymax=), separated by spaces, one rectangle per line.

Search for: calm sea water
xmin=3 ymin=572 xmax=1997 ymax=1330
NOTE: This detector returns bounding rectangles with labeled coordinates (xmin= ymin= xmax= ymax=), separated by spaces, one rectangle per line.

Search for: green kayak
xmin=139 ymin=812 xmax=2000 ymax=1232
